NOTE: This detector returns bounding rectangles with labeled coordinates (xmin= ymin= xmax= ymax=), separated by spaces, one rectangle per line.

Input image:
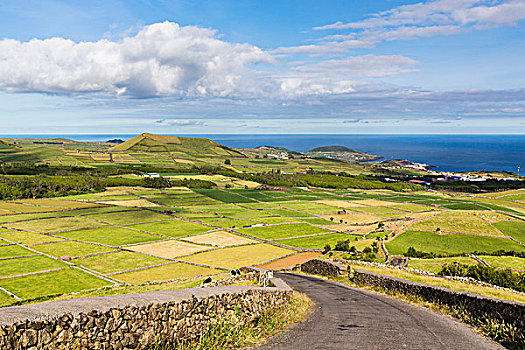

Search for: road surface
xmin=257 ymin=273 xmax=503 ymax=349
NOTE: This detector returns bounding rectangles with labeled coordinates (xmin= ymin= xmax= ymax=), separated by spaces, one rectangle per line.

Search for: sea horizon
xmin=2 ymin=134 xmax=523 ymax=174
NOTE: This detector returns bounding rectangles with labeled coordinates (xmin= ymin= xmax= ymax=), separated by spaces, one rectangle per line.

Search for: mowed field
xmin=1 ymin=186 xmax=524 ymax=307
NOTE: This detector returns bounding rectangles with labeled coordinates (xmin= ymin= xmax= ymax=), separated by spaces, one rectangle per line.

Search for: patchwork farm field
xmin=0 ymin=185 xmax=524 ymax=308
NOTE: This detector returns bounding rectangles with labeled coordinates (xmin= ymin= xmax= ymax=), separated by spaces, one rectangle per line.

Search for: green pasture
xmin=58 ymin=226 xmax=163 ymax=246
xmin=33 ymin=241 xmax=114 ymax=257
xmin=90 ymin=210 xmax=172 ymax=225
xmin=0 ymin=256 xmax=65 ymax=277
xmin=127 ymin=219 xmax=211 ymax=238
xmin=410 ymin=215 xmax=503 ymax=236
xmin=77 ymin=251 xmax=167 ymax=274
xmin=278 ymin=233 xmax=359 ymax=249
xmin=194 ymin=189 xmax=256 ymax=203
xmin=5 ymin=216 xmax=104 ymax=233
xmin=480 ymin=255 xmax=525 ymax=271
xmin=493 ymin=221 xmax=525 ymax=244
xmin=0 ymin=268 xmax=110 ymax=300
xmin=407 ymin=256 xmax=478 ymax=274
xmin=113 ymin=263 xmax=215 ymax=284
xmin=387 ymin=230 xmax=525 ymax=256
xmin=0 ymin=231 xmax=64 ymax=245
xmin=0 ymin=244 xmax=33 ymax=258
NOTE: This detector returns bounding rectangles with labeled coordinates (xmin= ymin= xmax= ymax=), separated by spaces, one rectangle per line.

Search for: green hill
xmin=0 ymin=139 xmax=20 ymax=150
xmin=308 ymin=145 xmax=358 ymax=153
xmin=108 ymin=133 xmax=245 ymax=157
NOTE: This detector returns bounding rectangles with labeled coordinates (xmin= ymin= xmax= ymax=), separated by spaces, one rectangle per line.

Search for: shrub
xmin=335 ymin=239 xmax=350 ymax=252
xmin=439 ymin=263 xmax=525 ymax=293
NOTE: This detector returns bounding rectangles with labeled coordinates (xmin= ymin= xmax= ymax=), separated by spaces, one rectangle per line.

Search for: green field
xmin=493 ymin=221 xmax=525 ymax=244
xmin=0 ymin=256 xmax=65 ymax=277
xmin=410 ymin=215 xmax=503 ymax=235
xmin=0 ymin=231 xmax=64 ymax=245
xmin=480 ymin=255 xmax=525 ymax=271
xmin=387 ymin=230 xmax=525 ymax=255
xmin=0 ymin=268 xmax=111 ymax=300
xmin=0 ymin=171 xmax=523 ymax=307
xmin=0 ymin=244 xmax=33 ymax=258
xmin=127 ymin=219 xmax=211 ymax=238
xmin=77 ymin=251 xmax=167 ymax=274
xmin=194 ymin=189 xmax=256 ymax=203
xmin=90 ymin=210 xmax=172 ymax=225
xmin=407 ymin=256 xmax=478 ymax=274
xmin=113 ymin=263 xmax=215 ymax=284
xmin=278 ymin=233 xmax=360 ymax=249
xmin=0 ymin=291 xmax=13 ymax=307
xmin=33 ymin=241 xmax=114 ymax=257
xmin=58 ymin=227 xmax=163 ymax=246
xmin=5 ymin=216 xmax=105 ymax=233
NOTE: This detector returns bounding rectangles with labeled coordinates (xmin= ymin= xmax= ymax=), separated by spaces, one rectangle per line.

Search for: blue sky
xmin=0 ymin=0 xmax=524 ymax=134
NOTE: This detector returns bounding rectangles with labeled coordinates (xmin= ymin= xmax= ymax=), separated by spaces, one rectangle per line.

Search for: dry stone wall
xmin=300 ymin=259 xmax=525 ymax=334
xmin=351 ymin=269 xmax=525 ymax=333
xmin=0 ymin=280 xmax=292 ymax=350
xmin=300 ymin=258 xmax=346 ymax=277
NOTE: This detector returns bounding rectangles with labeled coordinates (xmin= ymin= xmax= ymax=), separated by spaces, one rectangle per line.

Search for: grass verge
xmin=151 ymin=291 xmax=311 ymax=350
xmin=328 ymin=275 xmax=524 ymax=349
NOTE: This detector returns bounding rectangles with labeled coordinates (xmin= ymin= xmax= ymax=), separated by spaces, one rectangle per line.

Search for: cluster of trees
xmin=405 ymin=247 xmax=525 ymax=260
xmin=324 ymin=239 xmax=379 ymax=262
xmin=0 ymin=175 xmax=105 ymax=199
xmin=438 ymin=262 xmax=525 ymax=293
xmin=0 ymin=175 xmax=215 ymax=200
xmin=404 ymin=246 xmax=443 ymax=259
xmin=197 ymin=166 xmax=422 ymax=191
xmin=429 ymin=179 xmax=525 ymax=193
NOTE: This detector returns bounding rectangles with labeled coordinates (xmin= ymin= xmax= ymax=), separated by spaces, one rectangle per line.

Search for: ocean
xmin=2 ymin=134 xmax=524 ymax=174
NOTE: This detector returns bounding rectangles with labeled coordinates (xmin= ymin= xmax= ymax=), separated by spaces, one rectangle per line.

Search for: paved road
xmin=258 ymin=273 xmax=503 ymax=350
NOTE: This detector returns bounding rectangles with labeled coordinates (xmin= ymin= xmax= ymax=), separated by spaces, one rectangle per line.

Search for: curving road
xmin=257 ymin=273 xmax=503 ymax=350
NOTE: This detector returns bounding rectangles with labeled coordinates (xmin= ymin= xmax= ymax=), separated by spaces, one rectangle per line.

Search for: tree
xmin=224 ymin=159 xmax=231 ymax=165
xmin=335 ymin=239 xmax=350 ymax=252
xmin=323 ymin=244 xmax=331 ymax=254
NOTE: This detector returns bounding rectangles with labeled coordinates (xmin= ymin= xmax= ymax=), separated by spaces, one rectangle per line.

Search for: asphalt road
xmin=257 ymin=273 xmax=504 ymax=350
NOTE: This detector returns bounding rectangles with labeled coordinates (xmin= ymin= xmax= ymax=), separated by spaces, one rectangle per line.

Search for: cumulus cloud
xmin=0 ymin=21 xmax=272 ymax=98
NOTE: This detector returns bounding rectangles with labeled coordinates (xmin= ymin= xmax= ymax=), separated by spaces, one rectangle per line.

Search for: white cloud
xmin=293 ymin=55 xmax=420 ymax=78
xmin=285 ymin=0 xmax=525 ymax=55
xmin=0 ymin=21 xmax=272 ymax=98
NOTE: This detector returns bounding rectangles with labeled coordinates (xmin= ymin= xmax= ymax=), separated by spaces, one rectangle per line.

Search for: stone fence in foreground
xmin=301 ymin=259 xmax=525 ymax=333
xmin=0 ymin=278 xmax=291 ymax=350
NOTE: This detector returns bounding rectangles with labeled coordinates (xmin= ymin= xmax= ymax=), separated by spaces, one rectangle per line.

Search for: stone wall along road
xmin=0 ymin=278 xmax=291 ymax=350
xmin=257 ymin=273 xmax=503 ymax=350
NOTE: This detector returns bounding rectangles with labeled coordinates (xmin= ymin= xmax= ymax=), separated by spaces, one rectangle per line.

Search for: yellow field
xmin=317 ymin=199 xmax=365 ymax=208
xmin=320 ymin=213 xmax=381 ymax=225
xmin=172 ymin=158 xmax=194 ymax=164
xmin=182 ymin=231 xmax=255 ymax=247
xmin=113 ymin=263 xmax=215 ymax=284
xmin=353 ymin=199 xmax=398 ymax=207
xmin=97 ymin=199 xmax=158 ymax=207
xmin=180 ymin=244 xmax=293 ymax=269
xmin=128 ymin=240 xmax=209 ymax=258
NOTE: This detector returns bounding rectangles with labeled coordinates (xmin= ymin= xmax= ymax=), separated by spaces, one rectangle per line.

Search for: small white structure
xmin=142 ymin=173 xmax=160 ymax=178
